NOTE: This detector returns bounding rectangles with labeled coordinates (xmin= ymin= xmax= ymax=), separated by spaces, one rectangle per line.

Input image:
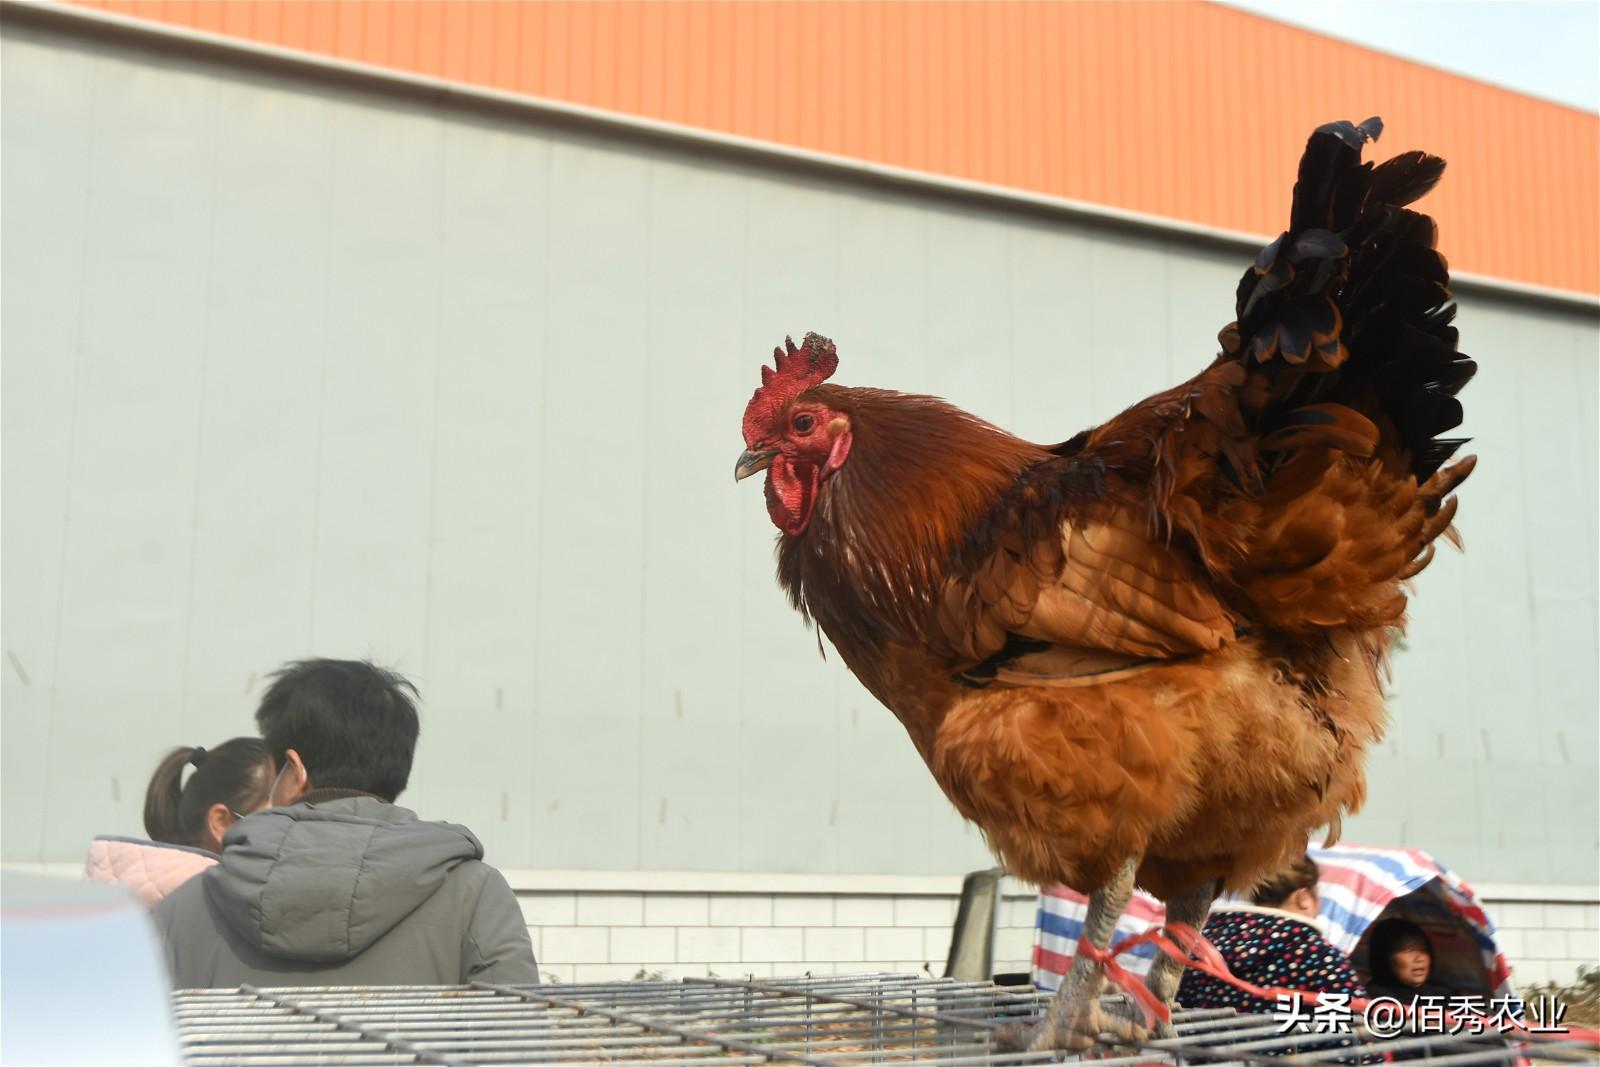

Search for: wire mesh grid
xmin=172 ymin=972 xmax=1598 ymax=1067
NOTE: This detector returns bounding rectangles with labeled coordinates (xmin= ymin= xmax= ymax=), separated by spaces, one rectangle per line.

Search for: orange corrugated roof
xmin=71 ymin=0 xmax=1599 ymax=295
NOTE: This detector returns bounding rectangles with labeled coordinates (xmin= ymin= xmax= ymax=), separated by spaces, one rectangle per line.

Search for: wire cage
xmin=172 ymin=972 xmax=1597 ymax=1066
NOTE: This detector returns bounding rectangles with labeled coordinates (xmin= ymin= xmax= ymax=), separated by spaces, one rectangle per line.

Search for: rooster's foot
xmin=1027 ymin=995 xmax=1148 ymax=1053
xmin=990 ymin=1021 xmax=1038 ymax=1053
xmin=1104 ymin=994 xmax=1174 ymax=1040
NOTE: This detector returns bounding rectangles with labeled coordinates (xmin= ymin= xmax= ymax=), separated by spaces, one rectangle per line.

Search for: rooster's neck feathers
xmin=776 ymin=386 xmax=1049 ymax=656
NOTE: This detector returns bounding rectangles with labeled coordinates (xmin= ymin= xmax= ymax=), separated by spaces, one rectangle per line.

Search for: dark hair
xmin=255 ymin=659 xmax=420 ymax=802
xmin=1250 ymin=853 xmax=1321 ymax=907
xmin=1367 ymin=917 xmax=1434 ymax=980
xmin=143 ymin=737 xmax=273 ymax=847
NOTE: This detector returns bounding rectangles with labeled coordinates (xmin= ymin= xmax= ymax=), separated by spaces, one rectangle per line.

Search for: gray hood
xmin=203 ymin=795 xmax=483 ymax=963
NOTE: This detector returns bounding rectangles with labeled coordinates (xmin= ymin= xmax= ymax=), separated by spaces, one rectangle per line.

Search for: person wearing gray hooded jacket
xmin=153 ymin=659 xmax=538 ymax=988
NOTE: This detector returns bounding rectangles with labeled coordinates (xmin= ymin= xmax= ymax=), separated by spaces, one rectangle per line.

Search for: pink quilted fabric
xmin=83 ymin=836 xmax=216 ymax=907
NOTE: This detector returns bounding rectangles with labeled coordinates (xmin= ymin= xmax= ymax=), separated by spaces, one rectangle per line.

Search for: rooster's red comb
xmin=742 ymin=333 xmax=839 ymax=445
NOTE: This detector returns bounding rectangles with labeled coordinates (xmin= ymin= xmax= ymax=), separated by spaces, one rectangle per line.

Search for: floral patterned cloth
xmin=1176 ymin=904 xmax=1367 ymax=1013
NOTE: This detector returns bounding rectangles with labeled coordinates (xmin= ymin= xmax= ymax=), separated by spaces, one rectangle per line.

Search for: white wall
xmin=3 ymin=16 xmax=1596 ymax=891
xmin=511 ymin=882 xmax=1040 ymax=985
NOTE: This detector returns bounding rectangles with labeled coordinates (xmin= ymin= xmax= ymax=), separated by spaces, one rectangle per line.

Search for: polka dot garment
xmin=1176 ymin=905 xmax=1367 ymax=1013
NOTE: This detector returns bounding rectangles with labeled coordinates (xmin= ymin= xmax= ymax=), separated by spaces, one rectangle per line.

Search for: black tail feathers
xmin=1229 ymin=117 xmax=1476 ymax=482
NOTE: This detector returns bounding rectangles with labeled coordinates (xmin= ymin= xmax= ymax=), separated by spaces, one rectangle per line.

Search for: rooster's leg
xmin=1027 ymin=857 xmax=1144 ymax=1052
xmin=1135 ymin=880 xmax=1218 ymax=1039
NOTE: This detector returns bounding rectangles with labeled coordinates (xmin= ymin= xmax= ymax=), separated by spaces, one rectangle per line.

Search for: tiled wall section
xmin=1486 ymin=901 xmax=1599 ymax=987
xmin=519 ymin=890 xmax=1040 ymax=985
xmin=520 ymin=891 xmax=1599 ymax=987
xmin=1 ymin=864 xmax=1587 ymax=985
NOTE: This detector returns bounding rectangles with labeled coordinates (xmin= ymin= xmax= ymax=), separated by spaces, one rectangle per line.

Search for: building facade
xmin=3 ymin=3 xmax=1596 ymax=985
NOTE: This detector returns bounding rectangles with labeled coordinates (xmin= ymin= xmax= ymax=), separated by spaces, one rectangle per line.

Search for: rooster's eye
xmin=793 ymin=414 xmax=815 ymax=433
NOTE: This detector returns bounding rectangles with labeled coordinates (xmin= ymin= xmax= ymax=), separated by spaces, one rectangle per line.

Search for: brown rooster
xmin=735 ymin=118 xmax=1476 ymax=1051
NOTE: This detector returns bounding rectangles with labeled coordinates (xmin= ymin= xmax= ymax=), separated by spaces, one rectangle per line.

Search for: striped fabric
xmin=1032 ymin=845 xmax=1514 ymax=996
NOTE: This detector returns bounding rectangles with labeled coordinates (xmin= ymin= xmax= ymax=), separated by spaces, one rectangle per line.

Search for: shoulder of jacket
xmin=1212 ymin=901 xmax=1323 ymax=932
xmin=437 ymin=857 xmax=495 ymax=896
xmin=152 ymin=870 xmax=203 ymax=922
xmin=453 ymin=861 xmax=525 ymax=917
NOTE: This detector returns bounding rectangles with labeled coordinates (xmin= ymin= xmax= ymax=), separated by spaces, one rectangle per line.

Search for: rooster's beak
xmin=734 ymin=448 xmax=777 ymax=482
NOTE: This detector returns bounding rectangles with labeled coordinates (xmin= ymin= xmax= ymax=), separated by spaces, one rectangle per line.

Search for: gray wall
xmin=4 ymin=18 xmax=1596 ymax=884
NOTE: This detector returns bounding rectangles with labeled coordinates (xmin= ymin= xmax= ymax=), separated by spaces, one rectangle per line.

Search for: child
xmin=84 ymin=738 xmax=273 ymax=906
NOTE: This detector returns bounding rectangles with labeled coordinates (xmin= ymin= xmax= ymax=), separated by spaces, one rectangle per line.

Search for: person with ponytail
xmin=85 ymin=738 xmax=274 ymax=906
xmin=1177 ymin=852 xmax=1367 ymax=1014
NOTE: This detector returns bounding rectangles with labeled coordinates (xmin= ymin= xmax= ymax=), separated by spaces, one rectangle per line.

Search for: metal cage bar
xmin=170 ymin=972 xmax=1598 ymax=1066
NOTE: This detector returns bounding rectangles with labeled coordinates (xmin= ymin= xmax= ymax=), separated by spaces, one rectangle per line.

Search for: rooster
xmin=735 ymin=118 xmax=1475 ymax=1051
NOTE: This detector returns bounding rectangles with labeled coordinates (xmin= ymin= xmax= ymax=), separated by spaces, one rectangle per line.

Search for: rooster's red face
xmin=736 ymin=333 xmax=852 ymax=537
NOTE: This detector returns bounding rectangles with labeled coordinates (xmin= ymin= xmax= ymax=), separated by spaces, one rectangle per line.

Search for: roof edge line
xmin=1215 ymin=1 xmax=1600 ymax=119
xmin=9 ymin=0 xmax=1598 ymax=313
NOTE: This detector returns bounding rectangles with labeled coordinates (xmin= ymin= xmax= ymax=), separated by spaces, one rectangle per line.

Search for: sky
xmin=1224 ymin=0 xmax=1599 ymax=113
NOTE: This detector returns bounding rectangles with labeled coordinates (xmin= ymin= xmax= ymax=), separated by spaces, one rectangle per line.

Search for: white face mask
xmin=267 ymin=750 xmax=307 ymax=807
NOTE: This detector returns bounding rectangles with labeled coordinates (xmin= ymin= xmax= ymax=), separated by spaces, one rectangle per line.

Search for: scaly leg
xmin=1028 ymin=858 xmax=1145 ymax=1052
xmin=1133 ymin=880 xmax=1218 ymax=1040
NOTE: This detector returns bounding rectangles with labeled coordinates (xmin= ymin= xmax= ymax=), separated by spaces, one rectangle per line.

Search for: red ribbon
xmin=1072 ymin=936 xmax=1171 ymax=1029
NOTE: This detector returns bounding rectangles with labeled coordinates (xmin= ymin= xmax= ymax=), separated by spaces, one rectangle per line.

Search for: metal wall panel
xmin=68 ymin=0 xmax=1600 ymax=295
xmin=3 ymin=20 xmax=1595 ymax=883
